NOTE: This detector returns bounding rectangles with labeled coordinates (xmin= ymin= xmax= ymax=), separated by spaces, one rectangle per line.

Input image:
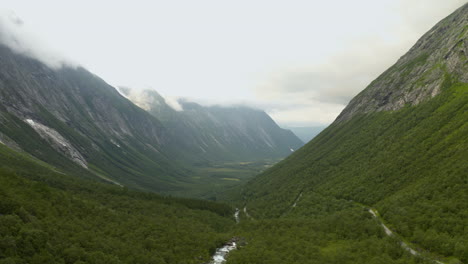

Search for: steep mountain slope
xmin=239 ymin=4 xmax=467 ymax=263
xmin=336 ymin=3 xmax=468 ymax=122
xmin=119 ymin=89 xmax=303 ymax=163
xmin=0 ymin=44 xmax=190 ymax=192
xmin=0 ymin=40 xmax=301 ymax=195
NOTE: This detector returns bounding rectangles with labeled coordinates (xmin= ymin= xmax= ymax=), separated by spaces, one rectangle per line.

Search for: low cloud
xmin=253 ymin=39 xmax=401 ymax=126
xmin=256 ymin=35 xmax=409 ymax=105
xmin=1 ymin=1 xmax=465 ymax=127
xmin=253 ymin=1 xmax=465 ymax=126
xmin=0 ymin=9 xmax=76 ymax=69
xmin=164 ymin=96 xmax=184 ymax=111
xmin=117 ymin=86 xmax=184 ymax=112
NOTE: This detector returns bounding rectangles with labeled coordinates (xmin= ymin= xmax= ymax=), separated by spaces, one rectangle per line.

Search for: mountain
xmin=0 ymin=40 xmax=302 ymax=194
xmin=235 ymin=4 xmax=467 ymax=263
xmin=282 ymin=126 xmax=326 ymax=143
xmin=336 ymin=3 xmax=468 ymax=122
xmin=0 ymin=27 xmax=302 ymax=264
xmin=0 ymin=43 xmax=193 ymax=193
xmin=119 ymin=88 xmax=303 ymax=164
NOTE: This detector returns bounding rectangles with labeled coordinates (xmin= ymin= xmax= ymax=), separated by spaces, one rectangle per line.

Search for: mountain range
xmin=0 ymin=3 xmax=466 ymax=264
xmin=118 ymin=88 xmax=303 ymax=164
xmin=0 ymin=44 xmax=301 ymax=193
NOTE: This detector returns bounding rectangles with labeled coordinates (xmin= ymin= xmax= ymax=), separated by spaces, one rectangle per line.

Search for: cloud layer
xmin=2 ymin=1 xmax=466 ymax=126
xmin=0 ymin=9 xmax=75 ymax=69
xmin=253 ymin=0 xmax=466 ymax=126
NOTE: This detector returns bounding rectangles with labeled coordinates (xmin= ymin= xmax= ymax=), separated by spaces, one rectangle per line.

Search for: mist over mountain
xmin=0 ymin=43 xmax=191 ymax=192
xmin=118 ymin=88 xmax=303 ymax=163
xmin=0 ymin=40 xmax=301 ymax=195
xmin=0 ymin=2 xmax=466 ymax=264
xmin=281 ymin=126 xmax=326 ymax=143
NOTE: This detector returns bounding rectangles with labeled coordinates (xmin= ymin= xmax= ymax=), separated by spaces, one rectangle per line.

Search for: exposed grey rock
xmin=336 ymin=3 xmax=468 ymax=122
xmin=0 ymin=43 xmax=185 ymax=191
xmin=24 ymin=118 xmax=87 ymax=168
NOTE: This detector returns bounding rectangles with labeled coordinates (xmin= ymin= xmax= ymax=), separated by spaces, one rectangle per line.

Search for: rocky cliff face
xmin=0 ymin=40 xmax=303 ymax=192
xmin=336 ymin=3 xmax=468 ymax=122
xmin=0 ymin=44 xmax=187 ymax=192
xmin=120 ymin=88 xmax=304 ymax=163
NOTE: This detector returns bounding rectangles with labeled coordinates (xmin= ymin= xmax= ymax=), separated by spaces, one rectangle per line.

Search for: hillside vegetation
xmin=0 ymin=144 xmax=234 ymax=264
xmin=236 ymin=4 xmax=467 ymax=263
xmin=0 ymin=142 xmax=434 ymax=263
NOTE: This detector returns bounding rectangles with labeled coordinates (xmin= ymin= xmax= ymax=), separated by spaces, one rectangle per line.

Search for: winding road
xmin=210 ymin=196 xmax=449 ymax=264
xmin=243 ymin=206 xmax=253 ymax=219
xmin=290 ymin=193 xmax=447 ymax=264
xmin=367 ymin=207 xmax=445 ymax=264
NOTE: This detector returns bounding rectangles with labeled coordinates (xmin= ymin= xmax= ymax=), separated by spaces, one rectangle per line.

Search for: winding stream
xmin=209 ymin=209 xmax=240 ymax=263
xmin=209 ymin=241 xmax=237 ymax=264
xmin=213 ymin=201 xmax=446 ymax=263
xmin=234 ymin=208 xmax=240 ymax=223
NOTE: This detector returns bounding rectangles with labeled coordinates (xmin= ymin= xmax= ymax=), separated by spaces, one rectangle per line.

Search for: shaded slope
xmin=0 ymin=44 xmax=189 ymax=192
xmin=121 ymin=89 xmax=304 ymax=164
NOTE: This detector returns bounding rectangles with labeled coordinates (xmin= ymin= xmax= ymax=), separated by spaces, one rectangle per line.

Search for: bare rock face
xmin=0 ymin=34 xmax=302 ymax=191
xmin=0 ymin=43 xmax=184 ymax=191
xmin=24 ymin=119 xmax=88 ymax=168
xmin=336 ymin=3 xmax=468 ymax=122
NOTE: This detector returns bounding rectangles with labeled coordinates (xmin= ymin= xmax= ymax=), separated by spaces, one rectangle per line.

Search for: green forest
xmin=0 ymin=4 xmax=466 ymax=263
xmin=237 ymin=81 xmax=467 ymax=263
xmin=0 ymin=144 xmax=234 ymax=264
xmin=0 ymin=74 xmax=466 ymax=264
xmin=0 ymin=142 xmax=442 ymax=264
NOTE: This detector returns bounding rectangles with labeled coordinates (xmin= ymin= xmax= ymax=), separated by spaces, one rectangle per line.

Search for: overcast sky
xmin=1 ymin=0 xmax=465 ymax=126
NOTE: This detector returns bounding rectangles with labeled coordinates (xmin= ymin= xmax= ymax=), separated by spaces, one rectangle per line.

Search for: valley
xmin=0 ymin=2 xmax=467 ymax=264
xmin=167 ymin=159 xmax=280 ymax=199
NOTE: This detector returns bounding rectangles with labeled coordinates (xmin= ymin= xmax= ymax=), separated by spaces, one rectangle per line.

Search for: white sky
xmin=1 ymin=0 xmax=465 ymax=126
